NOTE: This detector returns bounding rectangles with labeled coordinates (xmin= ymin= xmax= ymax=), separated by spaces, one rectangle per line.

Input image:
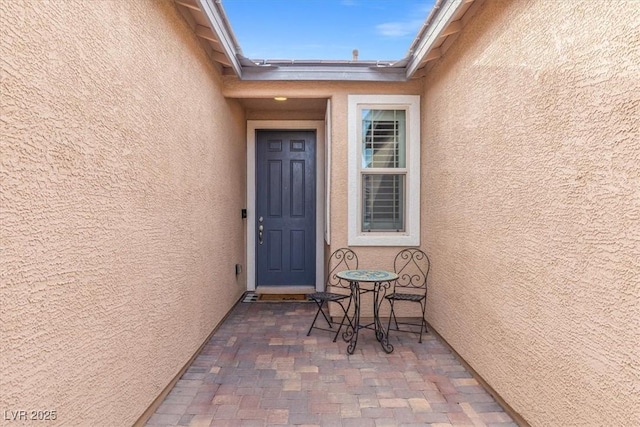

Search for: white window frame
xmin=347 ymin=95 xmax=420 ymax=246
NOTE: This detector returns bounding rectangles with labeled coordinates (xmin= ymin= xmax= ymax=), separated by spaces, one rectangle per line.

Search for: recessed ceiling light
xmin=274 ymin=97 xmax=287 ymax=101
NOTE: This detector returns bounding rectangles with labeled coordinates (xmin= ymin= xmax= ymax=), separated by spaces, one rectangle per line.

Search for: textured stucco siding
xmin=223 ymin=78 xmax=425 ymax=276
xmin=1 ymin=1 xmax=246 ymax=425
xmin=422 ymin=0 xmax=639 ymax=425
xmin=223 ymin=78 xmax=424 ymax=317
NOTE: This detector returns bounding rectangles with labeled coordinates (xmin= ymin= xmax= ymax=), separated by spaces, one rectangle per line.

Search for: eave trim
xmin=236 ymin=65 xmax=407 ymax=82
xmin=196 ymin=0 xmax=243 ymax=77
xmin=406 ymin=0 xmax=470 ymax=78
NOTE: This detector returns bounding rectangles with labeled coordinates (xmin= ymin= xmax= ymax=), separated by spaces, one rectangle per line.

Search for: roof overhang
xmin=405 ymin=0 xmax=484 ymax=78
xmin=173 ymin=0 xmax=484 ymax=82
xmin=231 ymin=60 xmax=409 ymax=82
xmin=175 ymin=0 xmax=243 ymax=76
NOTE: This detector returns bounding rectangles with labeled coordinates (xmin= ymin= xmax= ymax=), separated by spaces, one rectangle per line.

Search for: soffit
xmin=173 ymin=0 xmax=484 ymax=82
xmin=238 ymin=98 xmax=327 ymax=112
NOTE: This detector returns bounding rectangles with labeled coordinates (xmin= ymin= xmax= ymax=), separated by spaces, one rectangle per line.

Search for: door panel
xmin=290 ymin=230 xmax=306 ymax=271
xmin=291 ymin=161 xmax=305 ymax=216
xmin=256 ymin=130 xmax=316 ymax=286
xmin=268 ymin=161 xmax=282 ymax=216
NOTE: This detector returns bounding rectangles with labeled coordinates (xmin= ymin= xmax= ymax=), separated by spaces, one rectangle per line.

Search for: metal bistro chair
xmin=307 ymin=248 xmax=358 ymax=342
xmin=386 ymin=248 xmax=431 ymax=343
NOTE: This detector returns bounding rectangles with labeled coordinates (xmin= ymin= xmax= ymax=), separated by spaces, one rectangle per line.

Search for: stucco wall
xmin=422 ymin=0 xmax=639 ymax=425
xmin=1 ymin=1 xmax=246 ymax=425
xmin=224 ymin=78 xmax=424 ymax=275
xmin=223 ymin=79 xmax=423 ymax=315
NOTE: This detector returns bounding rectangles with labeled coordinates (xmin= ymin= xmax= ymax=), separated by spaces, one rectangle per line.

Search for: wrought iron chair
xmin=386 ymin=248 xmax=430 ymax=343
xmin=307 ymin=248 xmax=358 ymax=342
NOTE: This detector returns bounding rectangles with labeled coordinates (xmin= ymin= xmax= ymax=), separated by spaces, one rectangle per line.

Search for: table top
xmin=336 ymin=269 xmax=398 ymax=282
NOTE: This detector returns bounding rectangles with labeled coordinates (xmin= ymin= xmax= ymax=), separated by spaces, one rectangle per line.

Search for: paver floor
xmin=145 ymin=298 xmax=517 ymax=427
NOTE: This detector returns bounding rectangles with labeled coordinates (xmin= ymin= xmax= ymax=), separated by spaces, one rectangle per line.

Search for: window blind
xmin=361 ymin=110 xmax=406 ymax=169
xmin=362 ymin=174 xmax=405 ymax=231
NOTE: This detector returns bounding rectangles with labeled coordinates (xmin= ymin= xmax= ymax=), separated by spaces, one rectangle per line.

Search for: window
xmin=348 ymin=95 xmax=420 ymax=246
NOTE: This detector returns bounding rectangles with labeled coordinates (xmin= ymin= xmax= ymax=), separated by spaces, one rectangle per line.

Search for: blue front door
xmin=256 ymin=130 xmax=316 ymax=286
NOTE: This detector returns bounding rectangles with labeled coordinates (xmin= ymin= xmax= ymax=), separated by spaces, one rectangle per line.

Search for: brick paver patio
xmin=145 ymin=298 xmax=517 ymax=426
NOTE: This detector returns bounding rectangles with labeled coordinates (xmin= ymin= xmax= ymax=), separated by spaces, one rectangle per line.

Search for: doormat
xmin=242 ymin=292 xmax=259 ymax=303
xmin=241 ymin=292 xmax=312 ymax=303
xmin=258 ymin=293 xmax=308 ymax=301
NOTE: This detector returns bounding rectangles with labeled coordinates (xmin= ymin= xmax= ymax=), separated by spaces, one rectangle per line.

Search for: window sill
xmin=348 ymin=233 xmax=420 ymax=247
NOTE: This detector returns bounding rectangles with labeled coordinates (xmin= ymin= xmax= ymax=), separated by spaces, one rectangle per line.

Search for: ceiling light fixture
xmin=274 ymin=96 xmax=287 ymax=101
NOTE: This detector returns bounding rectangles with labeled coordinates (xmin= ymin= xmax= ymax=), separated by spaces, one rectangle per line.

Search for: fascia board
xmin=240 ymin=66 xmax=407 ymax=82
xmin=197 ymin=0 xmax=243 ymax=77
xmin=406 ymin=0 xmax=466 ymax=78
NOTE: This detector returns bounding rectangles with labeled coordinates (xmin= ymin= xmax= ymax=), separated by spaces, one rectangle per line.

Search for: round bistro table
xmin=335 ymin=269 xmax=398 ymax=354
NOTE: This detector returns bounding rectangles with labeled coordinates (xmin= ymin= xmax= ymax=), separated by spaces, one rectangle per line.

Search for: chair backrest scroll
xmin=326 ymin=248 xmax=358 ymax=290
xmin=394 ymin=248 xmax=430 ymax=291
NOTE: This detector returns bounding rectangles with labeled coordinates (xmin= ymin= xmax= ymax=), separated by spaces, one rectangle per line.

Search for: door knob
xmin=258 ymin=224 xmax=264 ymax=245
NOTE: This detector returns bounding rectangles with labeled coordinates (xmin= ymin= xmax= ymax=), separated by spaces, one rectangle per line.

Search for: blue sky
xmin=221 ymin=0 xmax=436 ymax=61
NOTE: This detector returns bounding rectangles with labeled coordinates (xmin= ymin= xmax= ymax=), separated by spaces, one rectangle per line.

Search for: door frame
xmin=247 ymin=120 xmax=325 ymax=292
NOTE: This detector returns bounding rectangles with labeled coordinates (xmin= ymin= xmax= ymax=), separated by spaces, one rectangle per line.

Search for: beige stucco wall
xmin=225 ymin=79 xmax=424 ymax=318
xmin=1 ymin=1 xmax=246 ymax=425
xmin=224 ymin=79 xmax=423 ymax=316
xmin=422 ymin=0 xmax=639 ymax=425
xmin=224 ymin=78 xmax=423 ymax=271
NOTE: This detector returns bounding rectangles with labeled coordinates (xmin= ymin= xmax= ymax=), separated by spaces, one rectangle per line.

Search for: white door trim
xmin=247 ymin=120 xmax=325 ymax=292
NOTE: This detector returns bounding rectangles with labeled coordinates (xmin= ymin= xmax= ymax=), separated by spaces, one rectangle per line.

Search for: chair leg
xmin=419 ymin=318 xmax=428 ymax=343
xmin=307 ymin=300 xmax=332 ymax=336
xmin=332 ymin=298 xmax=353 ymax=342
xmin=418 ymin=300 xmax=427 ymax=343
xmin=391 ymin=301 xmax=399 ymax=330
xmin=387 ymin=299 xmax=398 ymax=334
xmin=386 ymin=298 xmax=428 ymax=343
xmin=318 ymin=302 xmax=333 ymax=327
xmin=332 ymin=315 xmax=345 ymax=342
